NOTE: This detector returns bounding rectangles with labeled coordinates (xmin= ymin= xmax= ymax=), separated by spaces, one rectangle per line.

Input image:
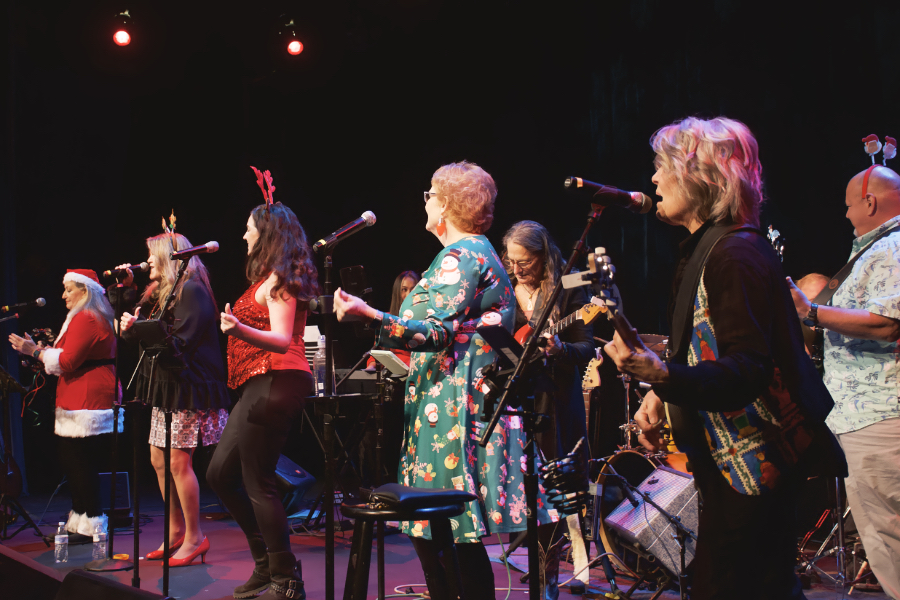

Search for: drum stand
xmin=799 ymin=477 xmax=851 ymax=597
xmin=618 ymin=375 xmax=643 ymax=449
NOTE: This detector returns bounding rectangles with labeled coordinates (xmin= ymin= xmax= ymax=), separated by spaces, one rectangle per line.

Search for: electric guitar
xmin=513 ymin=297 xmax=607 ymax=345
xmin=581 ymin=248 xmax=682 ymax=453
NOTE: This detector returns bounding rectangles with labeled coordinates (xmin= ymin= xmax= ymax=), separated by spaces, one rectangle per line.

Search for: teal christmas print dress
xmin=375 ymin=235 xmax=557 ymax=543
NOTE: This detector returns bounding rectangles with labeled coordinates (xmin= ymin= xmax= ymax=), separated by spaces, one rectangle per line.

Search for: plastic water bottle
xmin=92 ymin=520 xmax=107 ymax=561
xmin=54 ymin=522 xmax=68 ymax=563
xmin=313 ymin=335 xmax=329 ymax=396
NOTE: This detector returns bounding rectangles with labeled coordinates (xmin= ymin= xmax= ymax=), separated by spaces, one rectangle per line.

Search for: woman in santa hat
xmin=9 ymin=269 xmax=121 ymax=543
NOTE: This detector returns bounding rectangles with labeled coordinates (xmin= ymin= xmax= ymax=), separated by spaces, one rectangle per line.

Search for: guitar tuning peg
xmin=605 ymin=299 xmax=617 ymax=307
xmin=594 ymin=247 xmax=606 ymax=254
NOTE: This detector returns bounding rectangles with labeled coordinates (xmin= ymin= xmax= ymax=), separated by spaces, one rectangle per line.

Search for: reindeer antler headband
xmin=162 ymin=209 xmax=178 ymax=252
xmin=250 ymin=166 xmax=276 ymax=214
xmin=861 ymin=135 xmax=897 ymax=200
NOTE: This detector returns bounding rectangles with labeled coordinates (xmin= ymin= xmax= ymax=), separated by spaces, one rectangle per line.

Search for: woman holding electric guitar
xmin=502 ymin=220 xmax=596 ymax=600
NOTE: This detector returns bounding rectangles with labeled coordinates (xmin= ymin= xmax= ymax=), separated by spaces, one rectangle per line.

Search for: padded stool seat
xmin=340 ymin=484 xmax=476 ymax=600
xmin=340 ymin=502 xmax=467 ymax=523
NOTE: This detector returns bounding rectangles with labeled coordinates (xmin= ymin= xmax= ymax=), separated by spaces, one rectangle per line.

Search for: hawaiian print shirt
xmin=824 ymin=215 xmax=900 ymax=435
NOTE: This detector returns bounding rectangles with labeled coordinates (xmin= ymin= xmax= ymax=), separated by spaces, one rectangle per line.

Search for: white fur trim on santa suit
xmin=63 ymin=272 xmax=106 ymax=296
xmin=42 ymin=348 xmax=64 ymax=376
xmin=66 ymin=510 xmax=108 ymax=536
xmin=55 ymin=407 xmax=123 ymax=438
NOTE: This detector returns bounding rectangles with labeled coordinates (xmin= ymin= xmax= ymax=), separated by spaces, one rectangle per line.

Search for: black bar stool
xmin=341 ymin=484 xmax=477 ymax=600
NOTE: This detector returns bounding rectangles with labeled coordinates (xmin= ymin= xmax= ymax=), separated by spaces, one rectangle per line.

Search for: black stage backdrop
xmin=2 ymin=0 xmax=899 ymax=492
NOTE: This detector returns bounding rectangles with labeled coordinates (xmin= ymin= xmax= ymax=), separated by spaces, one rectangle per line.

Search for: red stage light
xmin=114 ymin=30 xmax=131 ymax=46
xmin=287 ymin=40 xmax=303 ymax=55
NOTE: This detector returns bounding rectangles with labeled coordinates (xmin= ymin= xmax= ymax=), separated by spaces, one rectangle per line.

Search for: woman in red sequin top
xmin=208 ymin=201 xmax=318 ymax=600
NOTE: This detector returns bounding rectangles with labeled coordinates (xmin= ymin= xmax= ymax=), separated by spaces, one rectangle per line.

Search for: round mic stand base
xmin=84 ymin=558 xmax=134 ymax=572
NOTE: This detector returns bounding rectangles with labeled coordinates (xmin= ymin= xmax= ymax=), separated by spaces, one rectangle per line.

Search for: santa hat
xmin=63 ymin=269 xmax=106 ymax=296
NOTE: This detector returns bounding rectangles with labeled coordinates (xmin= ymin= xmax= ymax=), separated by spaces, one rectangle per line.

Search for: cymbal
xmin=639 ymin=334 xmax=668 ymax=356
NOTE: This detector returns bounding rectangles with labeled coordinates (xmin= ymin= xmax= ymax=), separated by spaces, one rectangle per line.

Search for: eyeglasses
xmin=424 ymin=191 xmax=439 ymax=203
xmin=503 ymin=256 xmax=538 ymax=270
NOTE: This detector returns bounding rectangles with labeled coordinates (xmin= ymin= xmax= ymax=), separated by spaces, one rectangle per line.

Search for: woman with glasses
xmin=502 ymin=220 xmax=595 ymax=599
xmin=335 ymin=162 xmax=555 ymax=600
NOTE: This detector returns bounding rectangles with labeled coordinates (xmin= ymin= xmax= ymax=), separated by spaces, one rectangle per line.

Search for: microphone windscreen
xmin=206 ymin=241 xmax=220 ymax=253
xmin=136 ymin=262 xmax=150 ymax=272
xmin=362 ymin=211 xmax=377 ymax=226
xmin=36 ymin=298 xmax=46 ymax=307
xmin=637 ymin=193 xmax=653 ymax=214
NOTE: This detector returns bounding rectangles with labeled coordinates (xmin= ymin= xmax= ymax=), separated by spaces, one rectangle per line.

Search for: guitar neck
xmin=541 ymin=309 xmax=581 ymax=338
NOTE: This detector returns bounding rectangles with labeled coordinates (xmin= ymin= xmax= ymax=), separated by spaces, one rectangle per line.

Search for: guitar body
xmin=513 ymin=323 xmax=533 ymax=346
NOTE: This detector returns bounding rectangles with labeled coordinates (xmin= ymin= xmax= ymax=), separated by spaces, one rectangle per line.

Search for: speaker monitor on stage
xmin=99 ymin=471 xmax=132 ymax=528
xmin=274 ymin=455 xmax=316 ymax=516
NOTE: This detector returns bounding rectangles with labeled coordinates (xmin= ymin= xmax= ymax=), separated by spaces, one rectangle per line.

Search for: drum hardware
xmin=798 ymin=477 xmax=854 ymax=596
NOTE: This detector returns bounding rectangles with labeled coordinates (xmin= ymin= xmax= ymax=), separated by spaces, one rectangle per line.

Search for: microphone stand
xmin=85 ymin=281 xmax=133 ymax=573
xmin=124 ymin=258 xmax=189 ymax=598
xmin=479 ymin=204 xmax=604 ymax=600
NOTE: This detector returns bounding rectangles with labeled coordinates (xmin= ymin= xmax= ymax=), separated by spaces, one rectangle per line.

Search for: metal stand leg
xmin=85 ymin=403 xmax=133 ymax=572
xmin=163 ymin=409 xmax=172 ymax=597
xmin=131 ymin=401 xmax=142 ymax=588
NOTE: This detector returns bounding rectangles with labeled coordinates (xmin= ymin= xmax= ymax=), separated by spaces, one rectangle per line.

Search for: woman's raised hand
xmin=220 ymin=303 xmax=240 ymax=335
xmin=120 ymin=307 xmax=140 ymax=334
xmin=334 ymin=288 xmax=372 ymax=322
xmin=115 ymin=263 xmax=135 ymax=287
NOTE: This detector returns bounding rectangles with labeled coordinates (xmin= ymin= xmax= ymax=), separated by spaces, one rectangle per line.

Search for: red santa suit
xmin=40 ymin=269 xmax=121 ymax=537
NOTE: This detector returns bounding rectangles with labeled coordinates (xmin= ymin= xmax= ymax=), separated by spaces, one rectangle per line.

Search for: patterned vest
xmin=689 ymin=269 xmax=814 ymax=495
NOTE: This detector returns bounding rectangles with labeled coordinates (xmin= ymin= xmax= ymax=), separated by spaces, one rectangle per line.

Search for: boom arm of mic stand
xmin=479 ymin=206 xmax=603 ymax=447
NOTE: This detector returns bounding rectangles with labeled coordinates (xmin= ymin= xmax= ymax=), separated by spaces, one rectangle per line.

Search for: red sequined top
xmin=227 ymin=280 xmax=310 ymax=389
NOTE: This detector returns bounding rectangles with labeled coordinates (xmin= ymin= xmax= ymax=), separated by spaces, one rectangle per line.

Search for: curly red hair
xmin=431 ymin=161 xmax=496 ymax=234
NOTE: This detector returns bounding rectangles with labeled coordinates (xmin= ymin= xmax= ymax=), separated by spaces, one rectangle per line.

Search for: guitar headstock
xmin=581 ymin=355 xmax=603 ymax=391
xmin=766 ymin=224 xmax=785 ymax=261
xmin=586 ymin=247 xmax=621 ymax=315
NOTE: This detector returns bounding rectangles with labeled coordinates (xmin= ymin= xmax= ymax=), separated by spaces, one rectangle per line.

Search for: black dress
xmin=515 ymin=285 xmax=594 ymax=461
xmin=121 ymin=279 xmax=230 ymax=412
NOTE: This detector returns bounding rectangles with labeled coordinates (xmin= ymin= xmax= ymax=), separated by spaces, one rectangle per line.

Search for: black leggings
xmin=57 ymin=434 xmax=110 ymax=518
xmin=206 ymin=370 xmax=314 ymax=554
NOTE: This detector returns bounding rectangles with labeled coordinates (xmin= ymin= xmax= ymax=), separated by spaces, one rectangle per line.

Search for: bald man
xmin=789 ymin=166 xmax=900 ymax=599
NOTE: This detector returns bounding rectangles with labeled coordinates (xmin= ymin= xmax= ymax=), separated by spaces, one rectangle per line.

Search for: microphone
xmin=589 ymin=459 xmax=640 ymax=508
xmin=564 ymin=177 xmax=652 ymax=214
xmin=313 ymin=211 xmax=377 ymax=253
xmin=613 ymin=476 xmax=641 ymax=508
xmin=171 ymin=241 xmax=219 ymax=260
xmin=1 ymin=298 xmax=46 ymax=313
xmin=102 ymin=262 xmax=149 ymax=279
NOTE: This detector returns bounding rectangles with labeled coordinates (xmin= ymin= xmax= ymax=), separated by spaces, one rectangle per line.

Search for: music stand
xmin=0 ymin=364 xmax=49 ymax=545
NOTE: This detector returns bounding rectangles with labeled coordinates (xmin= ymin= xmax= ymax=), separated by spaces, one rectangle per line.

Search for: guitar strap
xmin=810 ymin=222 xmax=900 ymax=306
xmin=665 ymin=223 xmax=761 ymax=457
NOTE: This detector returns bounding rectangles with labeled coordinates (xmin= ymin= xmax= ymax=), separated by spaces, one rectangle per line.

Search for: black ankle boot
xmin=234 ymin=534 xmax=270 ymax=599
xmin=259 ymin=551 xmax=304 ymax=600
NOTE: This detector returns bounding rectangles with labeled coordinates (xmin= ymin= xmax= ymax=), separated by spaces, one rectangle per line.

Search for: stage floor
xmin=1 ymin=489 xmax=888 ymax=600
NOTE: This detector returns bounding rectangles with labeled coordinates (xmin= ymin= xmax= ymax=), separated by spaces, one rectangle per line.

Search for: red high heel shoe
xmin=167 ymin=536 xmax=210 ymax=567
xmin=146 ymin=534 xmax=185 ymax=560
